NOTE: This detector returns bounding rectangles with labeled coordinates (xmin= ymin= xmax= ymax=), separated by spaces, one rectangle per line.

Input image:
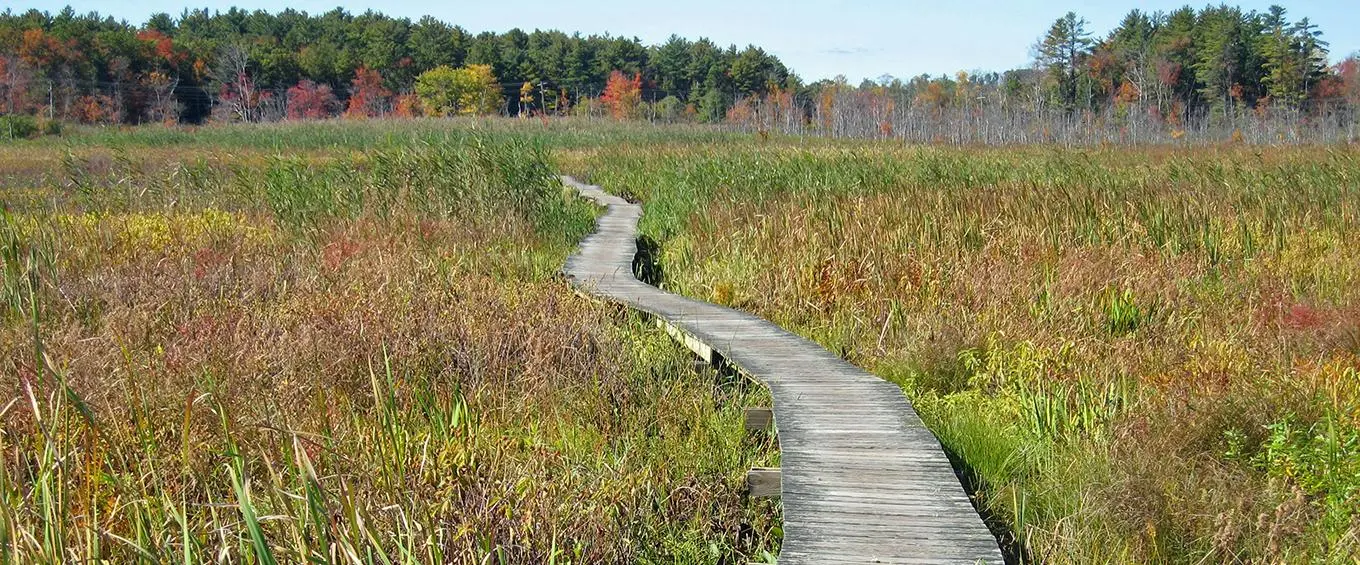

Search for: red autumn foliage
xmin=0 ymin=55 xmax=35 ymax=113
xmin=1332 ymin=57 xmax=1360 ymax=105
xmin=286 ymin=80 xmax=339 ymax=120
xmin=1157 ymin=60 xmax=1182 ymax=89
xmin=1167 ymin=100 xmax=1185 ymax=127
xmin=345 ymin=66 xmax=390 ymax=119
xmin=725 ymin=97 xmax=753 ymax=123
xmin=137 ymin=30 xmax=187 ymax=66
xmin=1313 ymin=76 xmax=1344 ymax=102
xmin=1087 ymin=49 xmax=1118 ymax=97
xmin=600 ymin=70 xmax=642 ymax=120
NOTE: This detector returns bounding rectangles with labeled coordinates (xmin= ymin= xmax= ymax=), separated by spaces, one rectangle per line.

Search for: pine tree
xmin=1036 ymin=12 xmax=1092 ymax=109
xmin=1192 ymin=6 xmax=1249 ymax=116
xmin=1108 ymin=10 xmax=1156 ymax=104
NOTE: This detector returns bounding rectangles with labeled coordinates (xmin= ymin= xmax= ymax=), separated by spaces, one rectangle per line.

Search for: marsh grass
xmin=9 ymin=118 xmax=1359 ymax=563
xmin=574 ymin=142 xmax=1360 ymax=562
xmin=14 ymin=118 xmax=737 ymax=152
xmin=0 ymin=128 xmax=780 ymax=563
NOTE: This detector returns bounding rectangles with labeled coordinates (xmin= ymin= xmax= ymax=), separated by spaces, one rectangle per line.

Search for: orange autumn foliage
xmin=1116 ymin=81 xmax=1140 ymax=105
xmin=601 ymin=70 xmax=642 ymax=120
xmin=392 ymin=93 xmax=421 ymax=118
xmin=137 ymin=30 xmax=187 ymax=66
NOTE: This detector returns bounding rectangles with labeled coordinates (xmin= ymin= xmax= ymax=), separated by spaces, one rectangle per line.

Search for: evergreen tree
xmin=1036 ymin=12 xmax=1093 ymax=109
xmin=651 ymin=35 xmax=692 ymax=99
xmin=408 ymin=16 xmax=458 ymax=71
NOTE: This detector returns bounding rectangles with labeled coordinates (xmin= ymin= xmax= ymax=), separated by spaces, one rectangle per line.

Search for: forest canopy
xmin=0 ymin=6 xmax=792 ymax=123
xmin=0 ymin=4 xmax=1355 ymax=130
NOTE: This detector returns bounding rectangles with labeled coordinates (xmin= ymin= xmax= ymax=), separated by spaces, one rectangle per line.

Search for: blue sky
xmin=26 ymin=0 xmax=1360 ymax=82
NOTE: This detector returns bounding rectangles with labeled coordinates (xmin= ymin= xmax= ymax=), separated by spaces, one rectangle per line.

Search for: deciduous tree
xmin=0 ymin=55 xmax=34 ymax=114
xmin=414 ymin=64 xmax=502 ymax=116
xmin=414 ymin=65 xmax=458 ymax=116
xmin=145 ymin=71 xmax=180 ymax=123
xmin=212 ymin=43 xmax=261 ymax=122
xmin=287 ymin=79 xmax=339 ymax=119
xmin=345 ymin=66 xmax=390 ymax=118
xmin=392 ymin=92 xmax=421 ymax=117
xmin=518 ymin=80 xmax=534 ymax=116
xmin=601 ymin=70 xmax=641 ymax=119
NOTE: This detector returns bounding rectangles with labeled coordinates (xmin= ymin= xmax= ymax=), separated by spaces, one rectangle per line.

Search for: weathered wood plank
xmin=561 ymin=176 xmax=1002 ymax=564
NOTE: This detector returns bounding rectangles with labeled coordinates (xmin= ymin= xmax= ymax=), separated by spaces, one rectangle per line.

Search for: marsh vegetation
xmin=0 ymin=123 xmax=780 ymax=564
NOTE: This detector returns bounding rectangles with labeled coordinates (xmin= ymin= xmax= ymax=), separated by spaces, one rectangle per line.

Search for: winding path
xmin=561 ymin=176 xmax=1002 ymax=564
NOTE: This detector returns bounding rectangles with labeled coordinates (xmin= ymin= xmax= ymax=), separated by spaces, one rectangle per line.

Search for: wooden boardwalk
xmin=561 ymin=176 xmax=1002 ymax=564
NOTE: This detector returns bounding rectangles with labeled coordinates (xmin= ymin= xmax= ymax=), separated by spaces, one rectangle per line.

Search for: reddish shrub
xmin=286 ymin=80 xmax=339 ymax=120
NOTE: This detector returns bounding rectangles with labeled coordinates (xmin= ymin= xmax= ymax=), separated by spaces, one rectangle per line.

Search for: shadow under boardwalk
xmin=560 ymin=176 xmax=1002 ymax=564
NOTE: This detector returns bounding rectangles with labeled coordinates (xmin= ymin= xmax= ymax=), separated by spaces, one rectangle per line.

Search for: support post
xmin=746 ymin=467 xmax=781 ymax=498
xmin=743 ymin=407 xmax=773 ymax=432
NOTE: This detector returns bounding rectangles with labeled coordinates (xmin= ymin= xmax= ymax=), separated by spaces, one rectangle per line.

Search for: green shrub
xmin=1251 ymin=407 xmax=1360 ymax=532
xmin=655 ymin=96 xmax=686 ymax=123
xmin=0 ymin=115 xmax=39 ymax=140
xmin=40 ymin=119 xmax=63 ymax=136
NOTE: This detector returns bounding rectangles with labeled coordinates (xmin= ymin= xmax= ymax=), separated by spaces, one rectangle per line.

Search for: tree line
xmin=1031 ymin=6 xmax=1339 ymax=119
xmin=729 ymin=5 xmax=1359 ymax=143
xmin=1 ymin=4 xmax=1357 ymax=142
xmin=0 ymin=6 xmax=792 ymax=124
